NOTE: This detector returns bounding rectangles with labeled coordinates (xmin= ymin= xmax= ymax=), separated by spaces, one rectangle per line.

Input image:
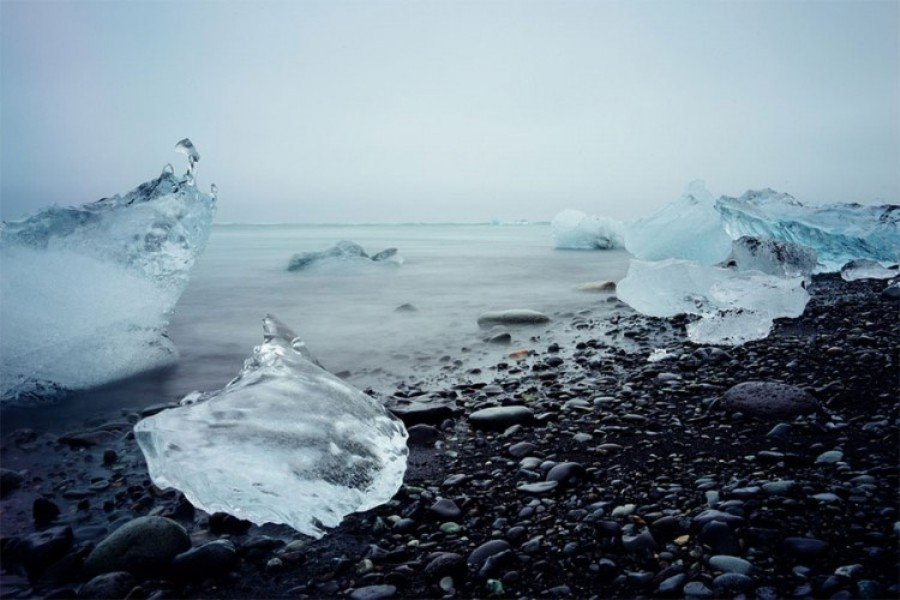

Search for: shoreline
xmin=1 ymin=273 xmax=897 ymax=599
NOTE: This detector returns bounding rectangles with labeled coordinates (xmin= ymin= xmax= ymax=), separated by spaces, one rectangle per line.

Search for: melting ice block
xmin=617 ymin=259 xmax=809 ymax=345
xmin=728 ymin=236 xmax=818 ymax=277
xmin=840 ymin=259 xmax=897 ymax=281
xmin=551 ymin=209 xmax=624 ymax=250
xmin=716 ymin=190 xmax=899 ymax=272
xmin=624 ymin=181 xmax=732 ymax=265
xmin=134 ymin=316 xmax=408 ymax=538
xmin=0 ymin=141 xmax=215 ymax=403
xmin=288 ymin=240 xmax=403 ymax=271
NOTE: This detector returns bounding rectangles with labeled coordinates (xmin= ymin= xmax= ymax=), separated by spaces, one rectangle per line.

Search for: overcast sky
xmin=1 ymin=0 xmax=897 ymax=223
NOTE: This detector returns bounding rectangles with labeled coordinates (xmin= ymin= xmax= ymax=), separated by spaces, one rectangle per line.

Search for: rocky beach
xmin=1 ymin=273 xmax=897 ymax=599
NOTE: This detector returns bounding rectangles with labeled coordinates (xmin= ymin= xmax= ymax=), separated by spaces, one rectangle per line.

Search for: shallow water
xmin=2 ymin=223 xmax=631 ymax=432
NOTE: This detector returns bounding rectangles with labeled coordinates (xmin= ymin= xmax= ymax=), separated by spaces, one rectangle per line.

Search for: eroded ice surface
xmin=728 ymin=236 xmax=818 ymax=277
xmin=840 ymin=259 xmax=897 ymax=281
xmin=624 ymin=181 xmax=732 ymax=265
xmin=288 ymin=240 xmax=403 ymax=271
xmin=134 ymin=316 xmax=408 ymax=538
xmin=551 ymin=209 xmax=624 ymax=250
xmin=617 ymin=259 xmax=809 ymax=345
xmin=716 ymin=190 xmax=900 ymax=272
xmin=0 ymin=143 xmax=215 ymax=403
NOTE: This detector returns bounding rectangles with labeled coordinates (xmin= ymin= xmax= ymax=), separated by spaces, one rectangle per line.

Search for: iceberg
xmin=134 ymin=315 xmax=408 ymax=538
xmin=716 ymin=190 xmax=899 ymax=272
xmin=617 ymin=259 xmax=809 ymax=345
xmin=0 ymin=140 xmax=215 ymax=404
xmin=551 ymin=209 xmax=624 ymax=250
xmin=727 ymin=236 xmax=818 ymax=277
xmin=287 ymin=240 xmax=403 ymax=271
xmin=840 ymin=259 xmax=897 ymax=281
xmin=623 ymin=181 xmax=732 ymax=265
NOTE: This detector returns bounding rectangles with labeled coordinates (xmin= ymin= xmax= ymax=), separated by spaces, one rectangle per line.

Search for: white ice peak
xmin=175 ymin=138 xmax=200 ymax=176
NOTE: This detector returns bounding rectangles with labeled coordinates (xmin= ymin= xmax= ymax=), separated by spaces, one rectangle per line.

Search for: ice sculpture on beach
xmin=840 ymin=259 xmax=897 ymax=281
xmin=617 ymin=259 xmax=809 ymax=345
xmin=728 ymin=236 xmax=818 ymax=277
xmin=716 ymin=190 xmax=899 ymax=272
xmin=287 ymin=240 xmax=403 ymax=271
xmin=134 ymin=315 xmax=408 ymax=538
xmin=551 ymin=209 xmax=624 ymax=250
xmin=624 ymin=181 xmax=732 ymax=265
xmin=0 ymin=140 xmax=216 ymax=404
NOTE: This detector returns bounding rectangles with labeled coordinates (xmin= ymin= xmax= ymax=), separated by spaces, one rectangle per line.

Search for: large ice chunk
xmin=617 ymin=259 xmax=809 ymax=345
xmin=623 ymin=181 xmax=732 ymax=265
xmin=287 ymin=240 xmax=403 ymax=271
xmin=134 ymin=316 xmax=408 ymax=538
xmin=551 ymin=209 xmax=624 ymax=250
xmin=716 ymin=190 xmax=899 ymax=272
xmin=0 ymin=140 xmax=216 ymax=404
xmin=728 ymin=236 xmax=818 ymax=277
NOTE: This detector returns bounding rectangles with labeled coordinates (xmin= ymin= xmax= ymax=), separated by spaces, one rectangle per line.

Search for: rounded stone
xmin=83 ymin=516 xmax=191 ymax=576
xmin=722 ymin=381 xmax=818 ymax=418
xmin=476 ymin=309 xmax=551 ymax=328
xmin=79 ymin=571 xmax=135 ymax=599
xmin=469 ymin=406 xmax=535 ymax=430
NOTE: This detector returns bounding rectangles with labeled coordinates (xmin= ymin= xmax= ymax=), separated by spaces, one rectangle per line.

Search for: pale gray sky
xmin=1 ymin=0 xmax=897 ymax=223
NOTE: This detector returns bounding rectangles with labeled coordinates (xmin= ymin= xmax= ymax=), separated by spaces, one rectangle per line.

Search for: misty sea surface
xmin=2 ymin=223 xmax=632 ymax=432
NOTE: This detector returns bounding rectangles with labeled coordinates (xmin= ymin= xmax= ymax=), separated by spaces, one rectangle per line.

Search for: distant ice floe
xmin=287 ymin=240 xmax=403 ymax=271
xmin=552 ymin=209 xmax=624 ymax=250
xmin=134 ymin=315 xmax=408 ymax=538
xmin=0 ymin=139 xmax=216 ymax=404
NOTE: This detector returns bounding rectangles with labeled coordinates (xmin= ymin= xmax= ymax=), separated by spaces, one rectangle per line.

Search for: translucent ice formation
xmin=728 ymin=236 xmax=818 ymax=277
xmin=287 ymin=241 xmax=403 ymax=271
xmin=617 ymin=259 xmax=809 ymax=345
xmin=840 ymin=259 xmax=897 ymax=281
xmin=175 ymin=138 xmax=200 ymax=176
xmin=0 ymin=140 xmax=215 ymax=404
xmin=624 ymin=181 xmax=732 ymax=265
xmin=716 ymin=190 xmax=899 ymax=272
xmin=134 ymin=315 xmax=408 ymax=538
xmin=551 ymin=209 xmax=624 ymax=250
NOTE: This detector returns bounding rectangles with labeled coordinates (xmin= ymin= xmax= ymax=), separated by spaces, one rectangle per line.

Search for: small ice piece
xmin=175 ymin=138 xmax=200 ymax=175
xmin=840 ymin=259 xmax=897 ymax=281
xmin=716 ymin=190 xmax=899 ymax=272
xmin=624 ymin=181 xmax=732 ymax=265
xmin=1 ymin=146 xmax=216 ymax=403
xmin=551 ymin=209 xmax=624 ymax=250
xmin=287 ymin=241 xmax=403 ymax=271
xmin=647 ymin=349 xmax=676 ymax=363
xmin=728 ymin=236 xmax=818 ymax=277
xmin=134 ymin=315 xmax=408 ymax=538
xmin=617 ymin=259 xmax=809 ymax=345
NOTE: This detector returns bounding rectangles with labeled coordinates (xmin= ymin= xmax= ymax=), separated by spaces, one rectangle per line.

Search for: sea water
xmin=1 ymin=223 xmax=630 ymax=432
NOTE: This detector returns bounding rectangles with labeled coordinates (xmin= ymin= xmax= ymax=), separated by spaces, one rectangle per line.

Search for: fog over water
xmin=1 ymin=1 xmax=897 ymax=224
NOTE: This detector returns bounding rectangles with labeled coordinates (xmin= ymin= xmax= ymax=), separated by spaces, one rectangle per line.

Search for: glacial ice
xmin=728 ymin=236 xmax=818 ymax=277
xmin=716 ymin=190 xmax=899 ymax=272
xmin=0 ymin=140 xmax=215 ymax=403
xmin=287 ymin=241 xmax=403 ymax=271
xmin=134 ymin=315 xmax=408 ymax=538
xmin=617 ymin=259 xmax=809 ymax=345
xmin=551 ymin=209 xmax=624 ymax=250
xmin=840 ymin=259 xmax=897 ymax=281
xmin=623 ymin=181 xmax=732 ymax=265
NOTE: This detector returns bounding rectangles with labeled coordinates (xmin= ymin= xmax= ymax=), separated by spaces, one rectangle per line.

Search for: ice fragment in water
xmin=617 ymin=259 xmax=809 ymax=345
xmin=0 ymin=142 xmax=215 ymax=404
xmin=716 ymin=190 xmax=899 ymax=272
xmin=551 ymin=209 xmax=624 ymax=250
xmin=134 ymin=315 xmax=408 ymax=538
xmin=287 ymin=241 xmax=403 ymax=271
xmin=727 ymin=236 xmax=818 ymax=277
xmin=840 ymin=259 xmax=897 ymax=281
xmin=175 ymin=138 xmax=200 ymax=175
xmin=624 ymin=181 xmax=732 ymax=265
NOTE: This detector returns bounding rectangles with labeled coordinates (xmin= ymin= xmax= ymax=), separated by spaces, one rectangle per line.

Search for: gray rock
xmin=84 ymin=516 xmax=191 ymax=576
xmin=722 ymin=381 xmax=818 ymax=418
xmin=406 ymin=424 xmax=440 ymax=446
xmin=349 ymin=584 xmax=397 ymax=600
xmin=476 ymin=309 xmax=551 ymax=328
xmin=0 ymin=468 xmax=23 ymax=497
xmin=815 ymin=450 xmax=843 ymax=464
xmin=684 ymin=581 xmax=714 ymax=598
xmin=713 ymin=572 xmax=755 ymax=592
xmin=79 ymin=572 xmax=135 ymax=599
xmin=423 ymin=552 xmax=466 ymax=581
xmin=782 ymin=537 xmax=828 ymax=560
xmin=469 ymin=406 xmax=534 ymax=430
xmin=657 ymin=573 xmax=687 ymax=595
xmin=508 ymin=441 xmax=537 ymax=458
xmin=517 ymin=481 xmax=558 ymax=494
xmin=389 ymin=400 xmax=456 ymax=426
xmin=429 ymin=498 xmax=462 ymax=520
xmin=171 ymin=540 xmax=238 ymax=581
xmin=467 ymin=540 xmax=510 ymax=570
xmin=545 ymin=462 xmax=586 ymax=486
xmin=709 ymin=555 xmax=753 ymax=575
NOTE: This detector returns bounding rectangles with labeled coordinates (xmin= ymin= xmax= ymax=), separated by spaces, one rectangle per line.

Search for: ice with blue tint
xmin=551 ymin=209 xmax=624 ymax=250
xmin=134 ymin=315 xmax=408 ymax=538
xmin=0 ymin=140 xmax=216 ymax=404
xmin=716 ymin=190 xmax=899 ymax=272
xmin=288 ymin=240 xmax=404 ymax=272
xmin=623 ymin=180 xmax=732 ymax=265
xmin=617 ymin=258 xmax=809 ymax=345
xmin=728 ymin=236 xmax=818 ymax=277
xmin=840 ymin=259 xmax=897 ymax=281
